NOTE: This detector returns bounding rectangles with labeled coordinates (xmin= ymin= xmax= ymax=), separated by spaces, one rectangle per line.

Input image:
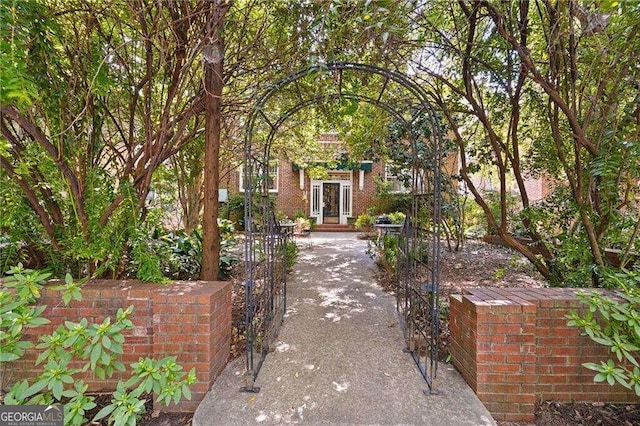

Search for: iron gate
xmin=395 ymin=114 xmax=443 ymax=394
xmin=241 ymin=160 xmax=290 ymax=393
xmin=242 ymin=62 xmax=443 ymax=393
xmin=396 ymin=212 xmax=442 ymax=393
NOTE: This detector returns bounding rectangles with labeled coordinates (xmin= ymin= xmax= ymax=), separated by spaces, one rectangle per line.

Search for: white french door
xmin=310 ymin=180 xmax=352 ymax=225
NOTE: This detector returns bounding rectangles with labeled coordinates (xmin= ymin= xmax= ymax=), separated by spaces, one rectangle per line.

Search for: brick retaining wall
xmin=3 ymin=279 xmax=231 ymax=413
xmin=450 ymin=288 xmax=639 ymax=422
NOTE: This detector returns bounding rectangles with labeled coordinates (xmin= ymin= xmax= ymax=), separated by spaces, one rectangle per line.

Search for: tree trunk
xmin=201 ymin=0 xmax=229 ymax=281
xmin=184 ymin=173 xmax=204 ymax=234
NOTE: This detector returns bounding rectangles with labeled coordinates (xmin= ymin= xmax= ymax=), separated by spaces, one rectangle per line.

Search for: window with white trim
xmin=385 ymin=164 xmax=429 ymax=194
xmin=385 ymin=165 xmax=411 ymax=193
xmin=239 ymin=161 xmax=279 ymax=193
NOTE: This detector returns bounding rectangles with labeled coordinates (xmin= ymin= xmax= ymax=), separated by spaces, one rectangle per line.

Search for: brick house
xmin=221 ymin=133 xmax=461 ymax=227
xmin=469 ymin=173 xmax=556 ymax=203
xmin=222 ymin=133 xmax=387 ymax=226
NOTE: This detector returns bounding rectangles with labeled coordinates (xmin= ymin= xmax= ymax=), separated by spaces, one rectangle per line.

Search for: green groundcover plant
xmin=567 ymin=269 xmax=640 ymax=396
xmin=0 ymin=265 xmax=196 ymax=425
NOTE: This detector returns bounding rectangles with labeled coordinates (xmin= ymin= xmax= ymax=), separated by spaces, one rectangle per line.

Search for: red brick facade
xmin=221 ymin=136 xmax=460 ymax=223
xmin=450 ymin=288 xmax=638 ymax=422
xmin=223 ymin=159 xmax=385 ymax=222
xmin=523 ymin=175 xmax=556 ymax=202
xmin=5 ymin=280 xmax=231 ymax=413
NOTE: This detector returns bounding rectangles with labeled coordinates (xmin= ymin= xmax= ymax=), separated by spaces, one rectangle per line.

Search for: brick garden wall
xmin=3 ymin=280 xmax=231 ymax=413
xmin=450 ymin=288 xmax=639 ymax=422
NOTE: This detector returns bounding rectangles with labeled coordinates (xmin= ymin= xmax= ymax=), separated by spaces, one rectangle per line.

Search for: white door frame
xmin=310 ymin=178 xmax=352 ymax=225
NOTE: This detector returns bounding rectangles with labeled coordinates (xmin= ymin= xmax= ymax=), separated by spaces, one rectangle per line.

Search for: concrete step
xmin=314 ymin=224 xmax=353 ymax=232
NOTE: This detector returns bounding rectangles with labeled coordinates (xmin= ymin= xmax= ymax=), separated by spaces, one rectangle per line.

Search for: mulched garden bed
xmin=498 ymin=401 xmax=640 ymax=426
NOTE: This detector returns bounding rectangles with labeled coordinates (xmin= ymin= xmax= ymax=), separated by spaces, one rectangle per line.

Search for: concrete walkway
xmin=193 ymin=232 xmax=496 ymax=426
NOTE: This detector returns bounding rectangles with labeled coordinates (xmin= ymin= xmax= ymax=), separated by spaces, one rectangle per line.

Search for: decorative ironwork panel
xmin=242 ymin=61 xmax=444 ymax=393
xmin=397 ymin=214 xmax=441 ymax=394
xmin=242 ymin=157 xmax=290 ymax=392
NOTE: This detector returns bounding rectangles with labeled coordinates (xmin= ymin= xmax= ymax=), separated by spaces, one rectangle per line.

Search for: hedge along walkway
xmin=193 ymin=232 xmax=495 ymax=425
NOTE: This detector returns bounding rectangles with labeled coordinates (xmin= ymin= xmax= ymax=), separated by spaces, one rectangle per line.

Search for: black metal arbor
xmin=242 ymin=62 xmax=444 ymax=393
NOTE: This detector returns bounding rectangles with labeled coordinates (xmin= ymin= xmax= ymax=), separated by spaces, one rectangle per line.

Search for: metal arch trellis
xmin=241 ymin=61 xmax=444 ymax=394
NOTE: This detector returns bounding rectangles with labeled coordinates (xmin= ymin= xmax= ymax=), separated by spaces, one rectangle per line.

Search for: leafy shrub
xmin=0 ymin=235 xmax=27 ymax=274
xmin=275 ymin=210 xmax=289 ymax=223
xmin=293 ymin=211 xmax=316 ymax=231
xmin=284 ymin=241 xmax=298 ymax=270
xmin=522 ymin=184 xmax=639 ymax=287
xmin=471 ymin=190 xmax=522 ymax=236
xmin=292 ymin=210 xmax=307 ymax=220
xmin=293 ymin=217 xmax=311 ymax=234
xmin=220 ymin=193 xmax=276 ymax=231
xmin=129 ymin=219 xmax=239 ymax=282
xmin=378 ymin=234 xmax=399 ymax=271
xmin=355 ymin=210 xmax=376 ymax=231
xmin=218 ymin=219 xmax=240 ymax=278
xmin=0 ymin=170 xmax=148 ymax=280
xmin=218 ymin=218 xmax=235 ymax=238
xmin=388 ymin=212 xmax=406 ymax=224
xmin=463 ymin=200 xmax=486 ymax=238
xmin=1 ymin=265 xmax=196 ymax=425
xmin=567 ymin=269 xmax=640 ymax=396
xmin=372 ymin=176 xmax=412 ymax=214
xmin=129 ymin=231 xmax=172 ymax=284
xmin=0 ymin=267 xmax=54 ymax=364
xmin=219 ymin=193 xmax=245 ymax=229
xmin=158 ymin=230 xmax=202 ymax=281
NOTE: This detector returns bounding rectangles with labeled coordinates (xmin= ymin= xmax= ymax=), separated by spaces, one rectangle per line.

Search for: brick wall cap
xmin=485 ymin=299 xmax=517 ymax=306
xmin=31 ymin=279 xmax=231 ymax=304
xmin=462 ymin=287 xmax=619 ymax=302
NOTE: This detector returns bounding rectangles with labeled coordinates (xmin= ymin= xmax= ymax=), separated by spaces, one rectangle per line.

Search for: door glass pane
xmin=322 ymin=183 xmax=340 ymax=224
xmin=311 ymin=183 xmax=321 ymax=216
xmin=342 ymin=184 xmax=351 ymax=217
